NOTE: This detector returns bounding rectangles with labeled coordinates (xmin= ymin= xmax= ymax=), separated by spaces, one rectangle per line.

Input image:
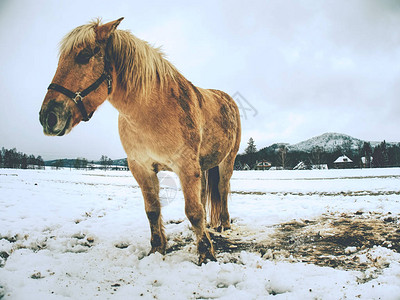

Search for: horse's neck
xmin=108 ymin=65 xmax=183 ymax=116
xmin=107 ymin=79 xmax=161 ymax=117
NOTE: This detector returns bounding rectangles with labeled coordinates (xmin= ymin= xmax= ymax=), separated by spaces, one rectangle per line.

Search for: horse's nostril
xmin=47 ymin=112 xmax=58 ymax=128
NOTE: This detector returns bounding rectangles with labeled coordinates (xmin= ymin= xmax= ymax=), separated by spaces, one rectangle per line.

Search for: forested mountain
xmin=235 ymin=132 xmax=400 ymax=170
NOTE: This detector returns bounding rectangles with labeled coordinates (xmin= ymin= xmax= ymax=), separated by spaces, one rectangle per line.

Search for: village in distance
xmin=234 ymin=132 xmax=400 ymax=171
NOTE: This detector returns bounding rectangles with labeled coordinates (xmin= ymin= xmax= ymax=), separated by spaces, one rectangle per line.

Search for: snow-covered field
xmin=1 ymin=167 xmax=400 ymax=299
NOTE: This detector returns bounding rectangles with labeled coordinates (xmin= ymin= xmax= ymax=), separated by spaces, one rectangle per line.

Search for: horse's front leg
xmin=179 ymin=164 xmax=216 ymax=264
xmin=128 ymin=159 xmax=166 ymax=255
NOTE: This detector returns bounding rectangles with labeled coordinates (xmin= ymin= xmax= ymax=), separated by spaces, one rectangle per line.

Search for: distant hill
xmin=261 ymin=132 xmax=397 ymax=153
xmin=289 ymin=132 xmax=363 ymax=152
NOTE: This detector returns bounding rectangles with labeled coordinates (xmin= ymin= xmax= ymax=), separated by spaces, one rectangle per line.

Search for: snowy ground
xmin=0 ymin=167 xmax=400 ymax=299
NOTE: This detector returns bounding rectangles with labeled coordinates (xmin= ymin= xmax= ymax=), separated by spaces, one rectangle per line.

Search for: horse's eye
xmin=94 ymin=46 xmax=100 ymax=54
xmin=75 ymin=48 xmax=93 ymax=64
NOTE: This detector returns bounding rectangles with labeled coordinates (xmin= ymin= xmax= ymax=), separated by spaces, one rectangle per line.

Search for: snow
xmin=1 ymin=167 xmax=400 ymax=299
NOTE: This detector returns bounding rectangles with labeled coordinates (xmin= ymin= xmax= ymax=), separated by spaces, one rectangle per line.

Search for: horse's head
xmin=39 ymin=18 xmax=123 ymax=136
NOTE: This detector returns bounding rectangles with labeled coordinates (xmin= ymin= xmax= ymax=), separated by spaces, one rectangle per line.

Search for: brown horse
xmin=39 ymin=18 xmax=241 ymax=264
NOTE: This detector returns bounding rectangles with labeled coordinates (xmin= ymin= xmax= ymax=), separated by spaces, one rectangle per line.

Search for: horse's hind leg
xmin=218 ymin=152 xmax=236 ymax=230
xmin=179 ymin=163 xmax=216 ymax=264
xmin=200 ymin=170 xmax=207 ymax=220
xmin=128 ymin=159 xmax=166 ymax=254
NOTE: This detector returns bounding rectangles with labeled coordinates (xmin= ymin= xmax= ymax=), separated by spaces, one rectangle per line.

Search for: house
xmin=269 ymin=166 xmax=284 ymax=170
xmin=255 ymin=160 xmax=272 ymax=170
xmin=234 ymin=162 xmax=250 ymax=170
xmin=293 ymin=161 xmax=328 ymax=170
xmin=312 ymin=164 xmax=328 ymax=170
xmin=333 ymin=155 xmax=353 ymax=169
xmin=242 ymin=163 xmax=251 ymax=170
xmin=293 ymin=161 xmax=306 ymax=170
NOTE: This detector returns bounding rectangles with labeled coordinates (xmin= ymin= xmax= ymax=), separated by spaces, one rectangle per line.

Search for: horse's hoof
xmin=197 ymin=233 xmax=216 ymax=265
xmin=148 ymin=246 xmax=166 ymax=256
xmin=222 ymin=224 xmax=231 ymax=231
xmin=198 ymin=251 xmax=217 ymax=265
xmin=215 ymin=224 xmax=231 ymax=232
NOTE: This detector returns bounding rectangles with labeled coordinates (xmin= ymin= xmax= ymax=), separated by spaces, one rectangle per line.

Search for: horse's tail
xmin=206 ymin=166 xmax=222 ymax=228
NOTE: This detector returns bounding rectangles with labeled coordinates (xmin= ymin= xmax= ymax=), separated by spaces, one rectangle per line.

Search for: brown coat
xmin=40 ymin=18 xmax=241 ymax=264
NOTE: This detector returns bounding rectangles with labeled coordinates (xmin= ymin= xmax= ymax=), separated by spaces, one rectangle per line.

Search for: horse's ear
xmin=96 ymin=17 xmax=124 ymax=41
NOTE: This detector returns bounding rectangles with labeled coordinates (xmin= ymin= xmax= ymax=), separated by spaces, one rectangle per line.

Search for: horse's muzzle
xmin=39 ymin=99 xmax=72 ymax=136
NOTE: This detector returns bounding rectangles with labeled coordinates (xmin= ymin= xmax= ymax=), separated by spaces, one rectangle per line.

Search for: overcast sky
xmin=1 ymin=0 xmax=400 ymax=160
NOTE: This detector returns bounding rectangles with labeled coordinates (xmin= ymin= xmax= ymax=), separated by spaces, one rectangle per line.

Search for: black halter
xmin=47 ymin=54 xmax=113 ymax=122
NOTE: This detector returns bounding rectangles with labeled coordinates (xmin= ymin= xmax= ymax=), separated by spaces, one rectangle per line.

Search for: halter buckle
xmin=72 ymin=92 xmax=83 ymax=104
xmin=106 ymin=75 xmax=112 ymax=94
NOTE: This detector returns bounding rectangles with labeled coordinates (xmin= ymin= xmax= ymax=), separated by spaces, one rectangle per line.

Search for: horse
xmin=39 ymin=18 xmax=241 ymax=264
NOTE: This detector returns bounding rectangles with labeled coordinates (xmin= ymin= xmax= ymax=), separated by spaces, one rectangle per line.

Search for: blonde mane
xmin=59 ymin=20 xmax=97 ymax=55
xmin=59 ymin=19 xmax=178 ymax=97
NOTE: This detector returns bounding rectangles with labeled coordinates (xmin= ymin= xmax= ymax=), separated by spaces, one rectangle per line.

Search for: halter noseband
xmin=47 ymin=52 xmax=113 ymax=122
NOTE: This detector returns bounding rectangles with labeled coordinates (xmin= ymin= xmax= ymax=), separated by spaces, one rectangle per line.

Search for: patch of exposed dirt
xmin=263 ymin=212 xmax=399 ymax=271
xmin=169 ymin=212 xmax=400 ymax=272
xmin=207 ymin=212 xmax=400 ymax=272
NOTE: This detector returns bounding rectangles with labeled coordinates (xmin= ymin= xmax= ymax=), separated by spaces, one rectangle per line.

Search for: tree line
xmin=0 ymin=147 xmax=45 ymax=169
xmin=0 ymin=147 xmax=129 ymax=171
xmin=51 ymin=157 xmax=89 ymax=170
xmin=235 ymin=138 xmax=400 ymax=170
xmin=50 ymin=155 xmax=128 ymax=170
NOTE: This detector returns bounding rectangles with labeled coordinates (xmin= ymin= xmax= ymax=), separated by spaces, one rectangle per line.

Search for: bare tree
xmin=100 ymin=155 xmax=108 ymax=170
xmin=100 ymin=155 xmax=113 ymax=170
xmin=277 ymin=145 xmax=289 ymax=169
xmin=74 ymin=157 xmax=88 ymax=169
xmin=53 ymin=159 xmax=64 ymax=170
xmin=362 ymin=142 xmax=372 ymax=168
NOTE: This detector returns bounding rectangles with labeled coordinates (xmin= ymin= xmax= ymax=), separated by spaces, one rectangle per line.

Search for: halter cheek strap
xmin=47 ymin=55 xmax=113 ymax=122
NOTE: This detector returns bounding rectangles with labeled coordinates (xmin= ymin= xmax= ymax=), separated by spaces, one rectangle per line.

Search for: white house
xmin=255 ymin=160 xmax=272 ymax=170
xmin=333 ymin=155 xmax=353 ymax=168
